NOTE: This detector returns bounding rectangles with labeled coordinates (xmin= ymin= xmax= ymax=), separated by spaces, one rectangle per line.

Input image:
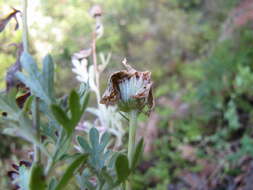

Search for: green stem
xmin=127 ymin=110 xmax=138 ymax=190
xmin=22 ymin=0 xmax=29 ymax=52
xmin=32 ymin=98 xmax=41 ymax=163
xmin=22 ymin=0 xmax=41 ymax=163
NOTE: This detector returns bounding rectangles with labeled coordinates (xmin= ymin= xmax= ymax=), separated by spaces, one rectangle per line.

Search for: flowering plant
xmin=0 ymin=1 xmax=153 ymax=190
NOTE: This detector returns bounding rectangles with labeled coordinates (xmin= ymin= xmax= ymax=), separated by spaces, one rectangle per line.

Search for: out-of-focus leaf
xmin=48 ymin=178 xmax=57 ymax=190
xmin=90 ymin=127 xmax=99 ymax=149
xmin=51 ymin=105 xmax=70 ymax=135
xmin=81 ymin=91 xmax=90 ymax=112
xmin=101 ymin=168 xmax=114 ymax=186
xmin=0 ymin=89 xmax=19 ymax=120
xmin=22 ymin=94 xmax=33 ymax=113
xmin=115 ymin=154 xmax=130 ymax=182
xmin=42 ymin=55 xmax=54 ymax=101
xmin=16 ymin=92 xmax=31 ymax=109
xmin=99 ymin=132 xmax=110 ymax=151
xmin=29 ymin=164 xmax=46 ymax=190
xmin=16 ymin=165 xmax=30 ymax=190
xmin=55 ymin=154 xmax=88 ymax=190
xmin=69 ymin=90 xmax=81 ymax=126
xmin=77 ymin=136 xmax=91 ymax=153
xmin=131 ymin=138 xmax=144 ymax=170
xmin=16 ymin=52 xmax=54 ymax=105
xmin=76 ymin=169 xmax=95 ymax=190
xmin=6 ymin=43 xmax=23 ymax=91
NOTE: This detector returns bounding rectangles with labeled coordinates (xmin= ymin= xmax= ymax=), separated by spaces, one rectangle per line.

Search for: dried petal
xmin=0 ymin=8 xmax=20 ymax=32
xmin=19 ymin=160 xmax=32 ymax=167
xmin=6 ymin=43 xmax=23 ymax=91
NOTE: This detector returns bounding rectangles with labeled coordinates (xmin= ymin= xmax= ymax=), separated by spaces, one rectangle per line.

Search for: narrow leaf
xmin=131 ymin=138 xmax=144 ymax=170
xmin=99 ymin=132 xmax=110 ymax=151
xmin=20 ymin=52 xmax=38 ymax=76
xmin=22 ymin=95 xmax=34 ymax=113
xmin=115 ymin=154 xmax=130 ymax=182
xmin=51 ymin=105 xmax=70 ymax=134
xmin=81 ymin=91 xmax=90 ymax=112
xmin=89 ymin=127 xmax=99 ymax=149
xmin=48 ymin=178 xmax=57 ymax=190
xmin=55 ymin=154 xmax=88 ymax=190
xmin=42 ymin=54 xmax=54 ymax=100
xmin=69 ymin=90 xmax=81 ymax=125
xmin=77 ymin=136 xmax=91 ymax=153
xmin=29 ymin=163 xmax=46 ymax=190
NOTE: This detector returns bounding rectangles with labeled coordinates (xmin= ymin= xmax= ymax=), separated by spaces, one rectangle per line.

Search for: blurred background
xmin=1 ymin=0 xmax=253 ymax=189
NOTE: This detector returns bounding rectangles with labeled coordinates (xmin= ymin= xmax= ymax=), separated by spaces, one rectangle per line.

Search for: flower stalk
xmin=128 ymin=110 xmax=138 ymax=165
xmin=126 ymin=110 xmax=138 ymax=190
xmin=22 ymin=0 xmax=41 ymax=163
xmin=22 ymin=0 xmax=28 ymax=53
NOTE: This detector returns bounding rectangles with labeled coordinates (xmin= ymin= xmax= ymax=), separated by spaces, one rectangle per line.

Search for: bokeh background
xmin=2 ymin=0 xmax=253 ymax=189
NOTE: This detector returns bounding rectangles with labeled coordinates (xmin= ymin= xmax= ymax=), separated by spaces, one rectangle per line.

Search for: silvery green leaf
xmin=20 ymin=52 xmax=38 ymax=77
xmin=15 ymin=165 xmax=30 ymax=190
xmin=15 ymin=52 xmax=54 ymax=105
xmin=42 ymin=55 xmax=54 ymax=100
xmin=77 ymin=136 xmax=91 ymax=153
xmin=76 ymin=169 xmax=95 ymax=190
xmin=0 ymin=90 xmax=19 ymax=120
xmin=89 ymin=127 xmax=99 ymax=149
xmin=99 ymin=132 xmax=110 ymax=152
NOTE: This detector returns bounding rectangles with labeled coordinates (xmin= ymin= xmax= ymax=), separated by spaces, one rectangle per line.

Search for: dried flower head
xmin=100 ymin=59 xmax=154 ymax=113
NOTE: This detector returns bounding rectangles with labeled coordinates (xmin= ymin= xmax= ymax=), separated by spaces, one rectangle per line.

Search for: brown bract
xmin=100 ymin=59 xmax=154 ymax=113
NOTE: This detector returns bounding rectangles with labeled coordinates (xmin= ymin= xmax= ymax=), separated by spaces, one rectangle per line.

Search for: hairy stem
xmin=92 ymin=31 xmax=101 ymax=103
xmin=22 ymin=0 xmax=29 ymax=52
xmin=32 ymin=98 xmax=41 ymax=163
xmin=22 ymin=0 xmax=41 ymax=163
xmin=127 ymin=110 xmax=138 ymax=190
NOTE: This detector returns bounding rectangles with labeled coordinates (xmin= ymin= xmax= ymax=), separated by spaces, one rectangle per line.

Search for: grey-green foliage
xmin=0 ymin=50 xmax=91 ymax=190
xmin=16 ymin=165 xmax=30 ymax=190
xmin=16 ymin=52 xmax=55 ymax=105
xmin=82 ymin=128 xmax=111 ymax=170
xmin=224 ymin=100 xmax=240 ymax=130
xmin=76 ymin=130 xmax=144 ymax=190
xmin=0 ymin=90 xmax=37 ymax=145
